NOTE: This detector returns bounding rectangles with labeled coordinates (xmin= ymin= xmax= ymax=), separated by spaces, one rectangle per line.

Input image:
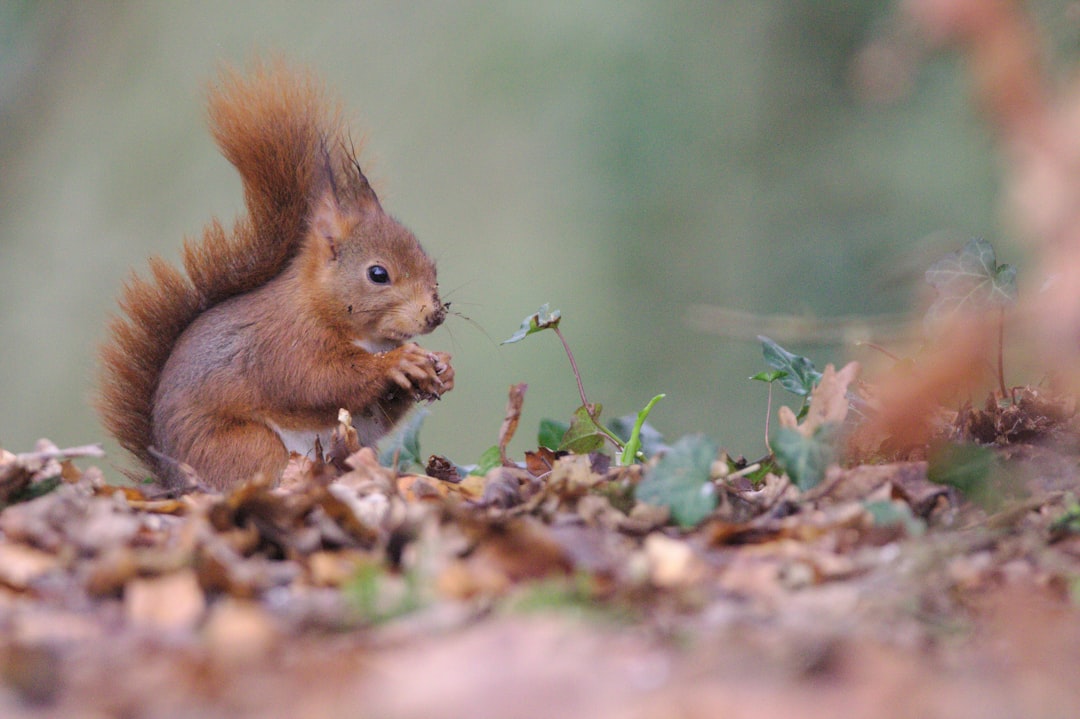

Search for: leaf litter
xmin=18 ymin=3 xmax=1080 ymax=714
xmin=3 ymin=379 xmax=1080 ymax=718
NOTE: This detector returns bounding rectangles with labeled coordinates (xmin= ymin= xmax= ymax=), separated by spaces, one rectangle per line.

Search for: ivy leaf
xmin=864 ymin=500 xmax=925 ymax=536
xmin=758 ymin=336 xmax=822 ymax=398
xmin=770 ymin=424 xmax=835 ymax=491
xmin=927 ymin=442 xmax=1007 ymax=510
xmin=502 ymin=303 xmax=562 ymax=345
xmin=559 ymin=404 xmax=607 ymax=454
xmin=538 ymin=418 xmax=570 ymax=451
xmin=377 ymin=408 xmax=428 ymax=471
xmin=468 ymin=445 xmax=503 ymax=476
xmin=635 ymin=434 xmax=718 ymax=527
xmin=924 ymin=238 xmax=1017 ymax=330
xmin=750 ymin=369 xmax=788 ymax=384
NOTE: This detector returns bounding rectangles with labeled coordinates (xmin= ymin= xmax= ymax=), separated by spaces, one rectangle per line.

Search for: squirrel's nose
xmin=427 ymin=297 xmax=447 ymax=330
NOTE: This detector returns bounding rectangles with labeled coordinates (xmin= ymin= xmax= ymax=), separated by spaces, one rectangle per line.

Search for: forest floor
xmin=3 ymin=408 xmax=1080 ymax=719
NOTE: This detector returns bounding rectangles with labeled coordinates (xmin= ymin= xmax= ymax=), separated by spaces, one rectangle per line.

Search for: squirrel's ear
xmin=340 ymin=154 xmax=382 ymax=216
xmin=310 ymin=189 xmax=352 ymax=261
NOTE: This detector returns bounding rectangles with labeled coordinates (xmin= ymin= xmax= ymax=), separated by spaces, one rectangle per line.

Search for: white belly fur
xmin=272 ymin=426 xmax=336 ymax=458
xmin=270 ymin=416 xmax=392 ymax=458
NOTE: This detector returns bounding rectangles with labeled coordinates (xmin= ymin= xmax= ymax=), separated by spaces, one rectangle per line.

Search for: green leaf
xmin=635 ymin=434 xmax=719 ymax=528
xmin=377 ymin=408 xmax=429 ymax=471
xmin=864 ymin=500 xmax=925 ymax=536
xmin=770 ymin=424 xmax=834 ymax=491
xmin=559 ymin=404 xmax=607 ymax=454
xmin=609 ymin=413 xmax=667 ymax=461
xmin=0 ymin=475 xmax=63 ymax=511
xmin=539 ymin=418 xmax=570 ymax=451
xmin=468 ymin=445 xmax=502 ymax=476
xmin=1050 ymin=503 xmax=1080 ymax=538
xmin=501 ymin=303 xmax=562 ymax=345
xmin=617 ymin=394 xmax=666 ymax=465
xmin=346 ymin=563 xmax=423 ymax=624
xmin=924 ymin=237 xmax=1017 ymax=329
xmin=758 ymin=336 xmax=822 ymax=397
xmin=927 ymin=442 xmax=1001 ymax=510
xmin=506 ymin=573 xmax=596 ymax=615
xmin=750 ymin=369 xmax=788 ymax=383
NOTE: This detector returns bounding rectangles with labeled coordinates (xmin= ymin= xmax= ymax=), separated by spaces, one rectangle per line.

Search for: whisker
xmin=442 ymin=278 xmax=479 ymax=298
xmin=447 ymin=310 xmax=497 ymax=347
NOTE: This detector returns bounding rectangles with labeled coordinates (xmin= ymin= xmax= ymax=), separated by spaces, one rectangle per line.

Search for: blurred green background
xmin=1 ymin=1 xmax=1019 ymax=472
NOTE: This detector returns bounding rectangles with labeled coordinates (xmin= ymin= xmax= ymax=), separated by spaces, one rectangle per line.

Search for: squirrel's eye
xmin=368 ymin=265 xmax=390 ymax=284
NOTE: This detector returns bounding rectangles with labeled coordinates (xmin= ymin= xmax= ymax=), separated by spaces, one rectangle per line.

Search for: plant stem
xmin=553 ymin=324 xmax=624 ymax=451
xmin=554 ymin=326 xmax=589 ymax=409
xmin=997 ymin=306 xmax=1008 ymax=398
xmin=764 ymin=381 xmax=774 ymax=452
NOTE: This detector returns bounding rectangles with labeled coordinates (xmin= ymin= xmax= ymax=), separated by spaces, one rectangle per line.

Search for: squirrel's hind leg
xmin=183 ymin=421 xmax=290 ymax=491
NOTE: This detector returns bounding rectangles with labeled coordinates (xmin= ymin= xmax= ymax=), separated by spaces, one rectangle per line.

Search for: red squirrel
xmin=97 ymin=60 xmax=453 ymax=491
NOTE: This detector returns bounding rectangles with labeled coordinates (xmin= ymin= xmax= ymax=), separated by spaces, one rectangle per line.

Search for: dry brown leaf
xmin=524 ymin=447 xmax=559 ymax=477
xmin=397 ymin=474 xmax=449 ymax=501
xmin=318 ymin=485 xmax=385 ymax=546
xmin=82 ymin=546 xmax=140 ymax=597
xmin=125 ymin=569 xmax=206 ymax=631
xmin=442 ymin=516 xmax=573 ymax=598
xmin=803 ymin=361 xmax=860 ymax=433
xmin=425 ymin=454 xmax=461 ymax=483
xmin=643 ymin=533 xmax=705 ymax=589
xmin=774 ymin=362 xmax=860 ymax=443
xmin=280 ymin=454 xmax=321 ymax=492
xmin=498 ymin=382 xmax=528 ymax=467
xmin=0 ymin=543 xmax=59 ymax=590
xmin=201 ymin=597 xmax=281 ymax=663
xmin=307 ymin=549 xmax=368 ymax=587
xmin=329 ymin=408 xmax=362 ymax=466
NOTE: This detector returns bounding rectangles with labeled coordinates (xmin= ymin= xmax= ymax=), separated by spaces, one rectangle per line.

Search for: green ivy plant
xmin=925 ymin=237 xmax=1017 ymax=397
xmin=502 ymin=304 xmax=665 ymax=465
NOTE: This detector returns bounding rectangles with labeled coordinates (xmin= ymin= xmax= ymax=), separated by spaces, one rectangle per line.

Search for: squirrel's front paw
xmin=429 ymin=351 xmax=454 ymax=396
xmin=386 ymin=343 xmax=452 ymax=400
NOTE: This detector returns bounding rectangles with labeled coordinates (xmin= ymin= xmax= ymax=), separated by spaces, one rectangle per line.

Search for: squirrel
xmin=97 ymin=60 xmax=453 ymax=492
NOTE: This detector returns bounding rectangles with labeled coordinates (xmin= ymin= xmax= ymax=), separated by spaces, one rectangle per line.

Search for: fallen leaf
xmin=643 ymin=533 xmax=705 ymax=589
xmin=201 ymin=597 xmax=280 ymax=663
xmin=125 ymin=569 xmax=206 ymax=631
xmin=800 ymin=361 xmax=860 ymax=435
xmin=0 ymin=543 xmax=59 ymax=590
xmin=498 ymin=383 xmax=528 ymax=466
xmin=425 ymin=455 xmax=461 ymax=483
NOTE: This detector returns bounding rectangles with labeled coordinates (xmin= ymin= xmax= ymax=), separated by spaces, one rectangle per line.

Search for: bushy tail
xmin=97 ymin=60 xmax=336 ymax=478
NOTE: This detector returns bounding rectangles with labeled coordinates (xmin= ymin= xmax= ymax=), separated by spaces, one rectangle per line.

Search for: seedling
xmin=502 ymin=304 xmax=664 ymax=464
xmin=925 ymin=237 xmax=1017 ymax=398
xmin=751 ymin=339 xmax=858 ymax=490
xmin=751 ymin=336 xmax=822 ymax=447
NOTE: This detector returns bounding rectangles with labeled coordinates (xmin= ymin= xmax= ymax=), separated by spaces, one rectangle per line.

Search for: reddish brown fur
xmin=98 ymin=60 xmax=452 ymax=491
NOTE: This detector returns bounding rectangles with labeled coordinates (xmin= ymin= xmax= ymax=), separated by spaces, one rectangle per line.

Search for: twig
xmin=15 ymin=443 xmax=105 ymax=463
